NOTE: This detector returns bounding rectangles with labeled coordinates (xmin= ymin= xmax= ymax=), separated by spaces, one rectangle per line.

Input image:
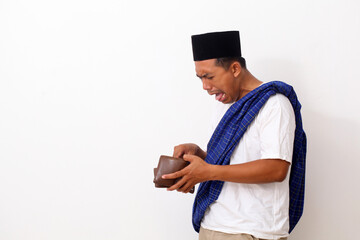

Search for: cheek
xmin=215 ymin=72 xmax=233 ymax=93
xmin=223 ymin=84 xmax=237 ymax=101
xmin=222 ymin=80 xmax=235 ymax=95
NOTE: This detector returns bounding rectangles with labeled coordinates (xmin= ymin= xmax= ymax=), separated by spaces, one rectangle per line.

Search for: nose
xmin=202 ymin=79 xmax=212 ymax=91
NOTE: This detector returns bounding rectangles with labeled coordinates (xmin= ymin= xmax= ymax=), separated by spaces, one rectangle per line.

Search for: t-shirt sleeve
xmin=257 ymin=94 xmax=296 ymax=163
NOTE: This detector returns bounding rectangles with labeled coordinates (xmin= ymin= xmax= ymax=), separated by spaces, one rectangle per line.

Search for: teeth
xmin=215 ymin=93 xmax=226 ymax=102
xmin=215 ymin=93 xmax=221 ymax=101
xmin=221 ymin=94 xmax=225 ymax=101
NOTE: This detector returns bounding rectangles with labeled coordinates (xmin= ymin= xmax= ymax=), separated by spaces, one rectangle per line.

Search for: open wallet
xmin=153 ymin=155 xmax=195 ymax=194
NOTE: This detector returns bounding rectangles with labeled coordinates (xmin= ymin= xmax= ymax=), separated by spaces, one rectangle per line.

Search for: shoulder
xmin=256 ymin=93 xmax=295 ymax=125
xmin=260 ymin=93 xmax=293 ymax=114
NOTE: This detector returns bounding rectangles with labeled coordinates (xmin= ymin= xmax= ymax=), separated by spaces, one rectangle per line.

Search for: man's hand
xmin=162 ymin=154 xmax=213 ymax=193
xmin=173 ymin=143 xmax=207 ymax=160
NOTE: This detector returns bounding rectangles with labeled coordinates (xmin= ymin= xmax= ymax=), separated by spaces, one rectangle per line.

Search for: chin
xmin=225 ymin=97 xmax=235 ymax=104
xmin=223 ymin=99 xmax=233 ymax=104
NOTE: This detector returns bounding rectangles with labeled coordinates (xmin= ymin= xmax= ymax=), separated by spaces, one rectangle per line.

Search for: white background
xmin=1 ymin=0 xmax=359 ymax=239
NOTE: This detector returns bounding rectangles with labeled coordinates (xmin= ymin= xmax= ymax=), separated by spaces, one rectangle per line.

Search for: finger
xmin=173 ymin=146 xmax=184 ymax=158
xmin=183 ymin=154 xmax=197 ymax=162
xmin=167 ymin=177 xmax=186 ymax=191
xmin=179 ymin=181 xmax=194 ymax=193
xmin=162 ymin=169 xmax=184 ymax=180
xmin=185 ymin=184 xmax=195 ymax=194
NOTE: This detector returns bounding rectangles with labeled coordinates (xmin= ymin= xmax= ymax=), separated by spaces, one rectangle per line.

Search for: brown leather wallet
xmin=153 ymin=155 xmax=195 ymax=194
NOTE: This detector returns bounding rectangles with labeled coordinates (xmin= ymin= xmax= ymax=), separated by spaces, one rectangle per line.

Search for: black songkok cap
xmin=191 ymin=31 xmax=242 ymax=61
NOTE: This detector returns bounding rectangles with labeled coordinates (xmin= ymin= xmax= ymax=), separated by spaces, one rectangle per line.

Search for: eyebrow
xmin=196 ymin=73 xmax=212 ymax=79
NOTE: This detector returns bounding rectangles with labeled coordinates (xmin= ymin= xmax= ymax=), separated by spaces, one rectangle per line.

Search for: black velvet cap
xmin=191 ymin=31 xmax=242 ymax=61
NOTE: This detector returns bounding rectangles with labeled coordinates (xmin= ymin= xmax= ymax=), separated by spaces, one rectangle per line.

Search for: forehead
xmin=194 ymin=59 xmax=218 ymax=75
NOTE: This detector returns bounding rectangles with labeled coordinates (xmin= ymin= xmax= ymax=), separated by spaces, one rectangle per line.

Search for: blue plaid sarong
xmin=192 ymin=81 xmax=306 ymax=233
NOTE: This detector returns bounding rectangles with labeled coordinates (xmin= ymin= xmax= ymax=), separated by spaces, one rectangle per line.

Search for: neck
xmin=236 ymin=69 xmax=262 ymax=99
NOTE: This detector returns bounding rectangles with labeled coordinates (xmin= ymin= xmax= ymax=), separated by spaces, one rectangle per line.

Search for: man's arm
xmin=209 ymin=158 xmax=290 ymax=183
xmin=162 ymin=154 xmax=290 ymax=193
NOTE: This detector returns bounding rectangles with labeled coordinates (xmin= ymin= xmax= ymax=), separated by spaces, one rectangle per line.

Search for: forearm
xmin=208 ymin=159 xmax=290 ymax=184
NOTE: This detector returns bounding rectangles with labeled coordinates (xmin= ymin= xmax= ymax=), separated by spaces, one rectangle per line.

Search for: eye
xmin=207 ymin=76 xmax=214 ymax=80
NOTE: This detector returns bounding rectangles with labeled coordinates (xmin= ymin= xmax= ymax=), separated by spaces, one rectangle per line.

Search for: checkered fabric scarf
xmin=192 ymin=81 xmax=306 ymax=233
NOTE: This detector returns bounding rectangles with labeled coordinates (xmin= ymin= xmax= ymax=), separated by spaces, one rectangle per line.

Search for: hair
xmin=215 ymin=57 xmax=247 ymax=70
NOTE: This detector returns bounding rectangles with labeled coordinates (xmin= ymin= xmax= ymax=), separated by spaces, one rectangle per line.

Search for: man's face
xmin=195 ymin=59 xmax=240 ymax=104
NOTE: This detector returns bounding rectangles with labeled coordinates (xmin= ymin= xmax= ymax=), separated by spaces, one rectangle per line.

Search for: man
xmin=162 ymin=31 xmax=306 ymax=240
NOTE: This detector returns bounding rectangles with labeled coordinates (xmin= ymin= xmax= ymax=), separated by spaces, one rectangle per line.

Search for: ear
xmin=230 ymin=61 xmax=242 ymax=77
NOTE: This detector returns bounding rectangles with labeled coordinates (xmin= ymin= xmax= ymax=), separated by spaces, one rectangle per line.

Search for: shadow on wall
xmin=291 ymin=109 xmax=360 ymax=240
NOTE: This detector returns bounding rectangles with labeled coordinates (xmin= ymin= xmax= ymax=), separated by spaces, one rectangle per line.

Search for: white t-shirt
xmin=201 ymin=93 xmax=296 ymax=239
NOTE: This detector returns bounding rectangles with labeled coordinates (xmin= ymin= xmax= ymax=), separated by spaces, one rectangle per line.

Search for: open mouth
xmin=215 ymin=93 xmax=226 ymax=102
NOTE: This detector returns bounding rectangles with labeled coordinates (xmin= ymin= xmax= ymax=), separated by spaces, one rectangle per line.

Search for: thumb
xmin=183 ymin=154 xmax=196 ymax=162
